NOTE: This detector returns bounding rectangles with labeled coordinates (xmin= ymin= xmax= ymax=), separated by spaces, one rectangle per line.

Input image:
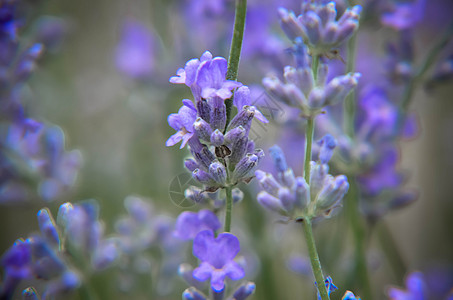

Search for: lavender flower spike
xmin=192 ymin=230 xmax=245 ymax=292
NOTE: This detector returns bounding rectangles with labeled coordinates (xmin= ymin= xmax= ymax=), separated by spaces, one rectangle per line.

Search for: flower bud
xmin=210 ymin=129 xmax=224 ymax=147
xmin=208 ymin=160 xmax=227 ymax=185
xmin=232 ymin=281 xmax=256 ymax=300
xmin=257 ymin=191 xmax=284 ymax=213
xmin=37 ymin=208 xmax=60 ymax=247
xmin=194 ymin=117 xmax=212 ymax=142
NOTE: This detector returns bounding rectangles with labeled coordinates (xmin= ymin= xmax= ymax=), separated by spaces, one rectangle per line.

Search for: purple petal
xmin=200 ymin=51 xmax=213 ymax=62
xmin=193 ymin=230 xmax=213 ymax=261
xmin=192 ymin=261 xmax=213 ymax=282
xmin=185 ymin=58 xmax=203 ymax=86
xmin=233 ymin=86 xmax=251 ymax=109
xmin=224 ymin=261 xmax=245 ymax=280
xmin=210 ymin=269 xmax=227 ymax=292
xmin=169 ymin=68 xmax=186 ymax=84
xmin=166 ymin=131 xmax=184 ymax=147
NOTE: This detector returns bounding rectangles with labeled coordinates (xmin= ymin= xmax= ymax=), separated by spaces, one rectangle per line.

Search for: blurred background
xmin=1 ymin=0 xmax=453 ymax=299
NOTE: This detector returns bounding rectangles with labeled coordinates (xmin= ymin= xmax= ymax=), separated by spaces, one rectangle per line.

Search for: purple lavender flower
xmin=166 ymin=100 xmax=198 ymax=148
xmin=1 ymin=239 xmax=33 ymax=281
xmin=357 ymin=145 xmax=402 ymax=196
xmin=388 ymin=270 xmax=453 ymax=300
xmin=231 ymin=281 xmax=256 ymax=300
xmin=192 ymin=230 xmax=245 ymax=292
xmin=256 ymin=143 xmax=348 ymax=220
xmin=115 ymin=18 xmax=155 ymax=79
xmin=263 ymin=42 xmax=360 ymax=117
xmin=169 ymin=51 xmax=240 ymax=101
xmin=279 ymin=2 xmax=362 ymax=54
xmin=381 ymin=0 xmax=426 ymax=30
xmin=174 ymin=209 xmax=221 ymax=240
xmin=388 ymin=272 xmax=427 ymax=300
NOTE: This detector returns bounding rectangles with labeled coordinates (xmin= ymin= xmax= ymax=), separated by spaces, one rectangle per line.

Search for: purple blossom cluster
xmin=279 ymin=0 xmax=361 ymax=55
xmin=263 ymin=40 xmax=360 ymax=118
xmin=114 ymin=196 xmax=185 ymax=295
xmin=256 ymin=137 xmax=349 ymax=220
xmin=173 ymin=209 xmax=254 ymax=298
xmin=167 ymin=51 xmax=267 ymax=193
xmin=0 ymin=200 xmax=118 ymax=299
xmin=0 ymin=0 xmax=81 ymax=204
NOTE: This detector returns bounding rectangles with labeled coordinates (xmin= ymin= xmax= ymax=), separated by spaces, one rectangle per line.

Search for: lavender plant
xmin=1 ymin=0 xmax=453 ymax=299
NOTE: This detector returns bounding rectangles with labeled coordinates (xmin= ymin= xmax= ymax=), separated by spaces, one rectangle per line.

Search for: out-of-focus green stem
xmin=343 ymin=32 xmax=358 ymax=138
xmin=304 ymin=117 xmax=314 ymax=183
xmin=224 ymin=185 xmax=233 ymax=232
xmin=377 ymin=221 xmax=407 ymax=283
xmin=303 ymin=218 xmax=330 ymax=300
xmin=312 ymin=55 xmax=320 ymax=82
xmin=346 ymin=179 xmax=373 ymax=299
xmin=225 ymin=0 xmax=247 ymax=127
xmin=398 ymin=20 xmax=453 ymax=130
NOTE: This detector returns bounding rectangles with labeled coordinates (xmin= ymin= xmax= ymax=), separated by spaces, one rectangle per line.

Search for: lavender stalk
xmin=225 ymin=0 xmax=248 ymax=127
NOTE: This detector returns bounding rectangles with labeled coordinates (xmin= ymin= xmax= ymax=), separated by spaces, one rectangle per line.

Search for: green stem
xmin=377 ymin=221 xmax=407 ymax=284
xmin=312 ymin=55 xmax=320 ymax=82
xmin=304 ymin=117 xmax=315 ymax=183
xmin=224 ymin=185 xmax=233 ymax=232
xmin=225 ymin=0 xmax=247 ymax=127
xmin=303 ymin=218 xmax=329 ymax=300
xmin=398 ymin=20 xmax=453 ymax=130
xmin=345 ymin=179 xmax=373 ymax=299
xmin=343 ymin=30 xmax=358 ymax=138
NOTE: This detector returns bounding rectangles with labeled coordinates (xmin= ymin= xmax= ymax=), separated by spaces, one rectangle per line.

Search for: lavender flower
xmin=256 ymin=142 xmax=349 ymax=220
xmin=174 ymin=209 xmax=221 ymax=240
xmin=166 ymin=100 xmax=198 ymax=148
xmin=279 ymin=1 xmax=362 ymax=55
xmin=192 ymin=230 xmax=245 ymax=292
xmin=263 ymin=41 xmax=360 ymax=118
xmin=115 ymin=18 xmax=156 ymax=79
xmin=0 ymin=0 xmax=81 ymax=204
xmin=167 ymin=52 xmax=267 ymax=193
xmin=381 ymin=0 xmax=426 ymax=30
xmin=388 ymin=272 xmax=427 ymax=300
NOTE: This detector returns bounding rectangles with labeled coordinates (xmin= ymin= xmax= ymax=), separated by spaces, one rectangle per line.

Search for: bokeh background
xmin=1 ymin=0 xmax=453 ymax=299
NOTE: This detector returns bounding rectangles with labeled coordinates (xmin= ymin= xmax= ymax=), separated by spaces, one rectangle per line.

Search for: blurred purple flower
xmin=1 ymin=239 xmax=33 ymax=280
xmin=381 ymin=0 xmax=426 ymax=30
xmin=115 ymin=19 xmax=155 ymax=79
xmin=388 ymin=272 xmax=427 ymax=300
xmin=358 ymin=145 xmax=402 ymax=196
xmin=388 ymin=270 xmax=453 ymax=300
xmin=174 ymin=209 xmax=221 ymax=240
xmin=192 ymin=230 xmax=244 ymax=292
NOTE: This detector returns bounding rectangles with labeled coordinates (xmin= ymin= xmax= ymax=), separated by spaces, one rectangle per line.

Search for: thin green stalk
xmin=312 ymin=55 xmax=320 ymax=82
xmin=224 ymin=185 xmax=233 ymax=232
xmin=303 ymin=218 xmax=330 ymax=300
xmin=398 ymin=20 xmax=453 ymax=130
xmin=345 ymin=179 xmax=373 ymax=299
xmin=225 ymin=0 xmax=247 ymax=127
xmin=343 ymin=31 xmax=358 ymax=138
xmin=304 ymin=117 xmax=315 ymax=183
xmin=377 ymin=221 xmax=407 ymax=284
